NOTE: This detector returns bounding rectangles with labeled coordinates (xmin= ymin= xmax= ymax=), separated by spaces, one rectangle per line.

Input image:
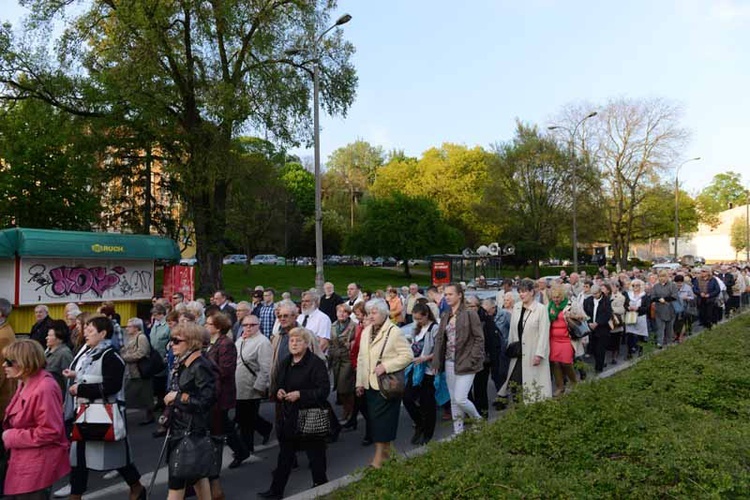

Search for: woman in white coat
xmin=497 ymin=279 xmax=552 ymax=404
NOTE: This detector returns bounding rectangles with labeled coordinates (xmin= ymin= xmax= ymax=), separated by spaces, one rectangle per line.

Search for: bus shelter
xmin=429 ymin=254 xmax=503 ymax=287
xmin=0 ymin=228 xmax=180 ymax=333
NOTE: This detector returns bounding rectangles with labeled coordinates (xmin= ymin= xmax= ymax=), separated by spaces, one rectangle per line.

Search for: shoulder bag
xmin=376 ymin=325 xmax=405 ymax=400
xmin=137 ymin=334 xmax=165 ymax=379
xmin=566 ymin=317 xmax=590 ymax=340
xmin=168 ymin=417 xmax=223 ymax=481
xmin=71 ymin=378 xmax=127 ymax=442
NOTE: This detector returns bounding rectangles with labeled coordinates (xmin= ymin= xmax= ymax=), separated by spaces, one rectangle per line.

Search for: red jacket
xmin=2 ymin=370 xmax=70 ymax=495
xmin=350 ymin=323 xmax=365 ymax=368
xmin=206 ymin=333 xmax=237 ymax=411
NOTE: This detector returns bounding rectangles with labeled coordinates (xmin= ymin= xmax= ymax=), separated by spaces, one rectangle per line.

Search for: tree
xmin=0 ymin=1 xmax=357 ymax=293
xmin=371 ymin=143 xmax=499 ymax=246
xmin=697 ymin=172 xmax=747 ymax=228
xmin=557 ymin=98 xmax=688 ymax=268
xmin=630 ymin=185 xmax=700 ymax=242
xmin=0 ymin=99 xmax=102 ymax=230
xmin=347 ymin=193 xmax=463 ymax=277
xmin=323 ymin=140 xmax=384 ymax=229
xmin=730 ymin=216 xmax=749 ymax=259
xmin=482 ymin=122 xmax=571 ymax=278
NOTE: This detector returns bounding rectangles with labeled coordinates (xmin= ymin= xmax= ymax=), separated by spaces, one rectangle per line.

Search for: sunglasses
xmin=3 ymin=359 xmax=15 ymax=367
xmin=170 ymin=337 xmax=184 ymax=345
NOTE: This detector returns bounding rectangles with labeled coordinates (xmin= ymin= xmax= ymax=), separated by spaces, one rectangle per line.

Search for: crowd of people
xmin=0 ymin=260 xmax=747 ymax=499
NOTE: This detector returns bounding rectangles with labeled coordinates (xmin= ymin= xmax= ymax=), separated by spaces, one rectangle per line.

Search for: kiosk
xmin=0 ymin=228 xmax=180 ymax=333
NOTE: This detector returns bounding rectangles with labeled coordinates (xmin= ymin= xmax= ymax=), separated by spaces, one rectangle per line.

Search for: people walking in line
xmin=402 ymin=302 xmax=438 ymax=445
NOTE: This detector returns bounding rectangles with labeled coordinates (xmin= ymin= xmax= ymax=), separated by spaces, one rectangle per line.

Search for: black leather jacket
xmin=169 ymin=353 xmax=217 ymax=437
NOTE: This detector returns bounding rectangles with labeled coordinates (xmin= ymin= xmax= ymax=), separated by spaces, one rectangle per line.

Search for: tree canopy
xmin=697 ymin=172 xmax=748 ymax=228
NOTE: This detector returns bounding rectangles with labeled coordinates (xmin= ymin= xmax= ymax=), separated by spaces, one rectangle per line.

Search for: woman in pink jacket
xmin=2 ymin=339 xmax=70 ymax=499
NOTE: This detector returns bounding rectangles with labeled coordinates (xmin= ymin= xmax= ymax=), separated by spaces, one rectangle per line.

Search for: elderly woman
xmin=204 ymin=311 xmax=246 ymax=498
xmin=233 ymin=314 xmax=273 ymax=468
xmin=498 ymin=279 xmax=552 ymax=404
xmin=45 ymin=319 xmax=74 ymax=397
xmin=356 ymin=299 xmax=413 ymax=468
xmin=651 ymin=270 xmax=679 ymax=348
xmin=386 ymin=288 xmax=404 ymax=325
xmin=329 ymin=303 xmax=356 ymax=423
xmin=674 ymin=274 xmax=696 ymax=342
xmin=3 ymin=340 xmax=70 ymax=499
xmin=626 ymin=279 xmax=650 ymax=357
xmin=63 ymin=316 xmax=146 ymax=500
xmin=258 ymin=328 xmax=330 ymax=500
xmin=165 ymin=322 xmax=217 ymax=500
xmin=432 ymin=284 xmax=484 ymax=434
xmin=547 ymin=286 xmax=583 ymax=397
xmin=607 ymin=282 xmax=629 ymax=365
xmin=120 ymin=318 xmax=154 ymax=425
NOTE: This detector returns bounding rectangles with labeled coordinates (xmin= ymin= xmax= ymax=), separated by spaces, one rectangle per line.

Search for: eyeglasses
xmin=170 ymin=337 xmax=184 ymax=345
xmin=242 ymin=323 xmax=260 ymax=328
xmin=3 ymin=359 xmax=15 ymax=367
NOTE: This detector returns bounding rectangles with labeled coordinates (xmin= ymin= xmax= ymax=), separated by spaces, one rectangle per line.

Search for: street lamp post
xmin=548 ymin=111 xmax=597 ymax=273
xmin=286 ymin=13 xmax=352 ymax=293
xmin=674 ymin=157 xmax=701 ymax=260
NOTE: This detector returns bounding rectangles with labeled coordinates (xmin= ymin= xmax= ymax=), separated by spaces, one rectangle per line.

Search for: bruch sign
xmin=19 ymin=258 xmax=154 ymax=305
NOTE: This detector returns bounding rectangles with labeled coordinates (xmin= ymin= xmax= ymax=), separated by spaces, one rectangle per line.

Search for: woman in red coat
xmin=2 ymin=339 xmax=70 ymax=498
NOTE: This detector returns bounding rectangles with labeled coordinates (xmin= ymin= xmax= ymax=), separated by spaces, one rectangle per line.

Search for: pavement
xmin=61 ymin=313 xmax=735 ymax=499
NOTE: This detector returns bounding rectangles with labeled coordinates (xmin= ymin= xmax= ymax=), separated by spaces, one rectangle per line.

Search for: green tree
xmin=730 ymin=215 xmax=749 ymax=259
xmin=0 ymin=99 xmax=102 ymax=230
xmin=347 ymin=193 xmax=463 ymax=277
xmin=697 ymin=172 xmax=747 ymax=228
xmin=483 ymin=122 xmax=571 ymax=277
xmin=0 ymin=1 xmax=357 ymax=293
xmin=630 ymin=185 xmax=700 ymax=242
xmin=371 ymin=143 xmax=499 ymax=246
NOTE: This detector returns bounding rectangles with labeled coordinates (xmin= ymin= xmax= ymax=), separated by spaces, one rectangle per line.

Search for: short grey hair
xmin=365 ymin=298 xmax=389 ymax=319
xmin=0 ymin=298 xmax=11 ymax=318
xmin=465 ymin=295 xmax=481 ymax=306
xmin=35 ymin=304 xmax=49 ymax=313
xmin=277 ymin=299 xmax=298 ymax=315
xmin=481 ymin=298 xmax=496 ymax=308
xmin=127 ymin=317 xmax=144 ymax=332
xmin=590 ymin=284 xmax=601 ymax=295
xmin=301 ymin=290 xmax=320 ymax=306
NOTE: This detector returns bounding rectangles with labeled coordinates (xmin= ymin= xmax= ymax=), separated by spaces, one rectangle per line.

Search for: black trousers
xmin=70 ymin=441 xmax=140 ymax=495
xmin=235 ymin=399 xmax=273 ymax=452
xmin=589 ymin=330 xmax=609 ymax=372
xmin=469 ymin=364 xmax=490 ymax=417
xmin=402 ymin=374 xmax=436 ymax=440
xmin=152 ymin=375 xmax=168 ymax=409
xmin=220 ymin=409 xmax=248 ymax=460
xmin=270 ymin=438 xmax=327 ymax=494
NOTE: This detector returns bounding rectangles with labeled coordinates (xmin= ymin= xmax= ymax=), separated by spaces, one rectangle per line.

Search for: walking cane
xmin=147 ymin=428 xmax=171 ymax=499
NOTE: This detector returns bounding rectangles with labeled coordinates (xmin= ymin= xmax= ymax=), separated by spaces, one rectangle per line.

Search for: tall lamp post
xmin=674 ymin=157 xmax=701 ymax=260
xmin=286 ymin=13 xmax=352 ymax=293
xmin=548 ymin=111 xmax=597 ymax=273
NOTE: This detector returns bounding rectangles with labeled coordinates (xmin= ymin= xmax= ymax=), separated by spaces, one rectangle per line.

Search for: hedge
xmin=329 ymin=314 xmax=750 ymax=499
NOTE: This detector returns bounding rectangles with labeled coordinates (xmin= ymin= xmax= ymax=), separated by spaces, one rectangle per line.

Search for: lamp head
xmin=586 ymin=111 xmax=598 ymax=119
xmin=336 ymin=14 xmax=352 ymax=26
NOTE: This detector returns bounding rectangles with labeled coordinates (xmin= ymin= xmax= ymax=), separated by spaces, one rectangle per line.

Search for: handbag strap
xmin=376 ymin=325 xmax=395 ymax=365
xmin=239 ymin=340 xmax=257 ymax=377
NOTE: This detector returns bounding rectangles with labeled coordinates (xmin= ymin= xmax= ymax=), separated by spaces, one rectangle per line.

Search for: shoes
xmin=103 ymin=470 xmax=119 ymax=480
xmin=138 ymin=418 xmax=155 ymax=426
xmin=261 ymin=430 xmax=272 ymax=446
xmin=152 ymin=428 xmax=167 ymax=438
xmin=410 ymin=429 xmax=423 ymax=445
xmin=611 ymin=359 xmax=617 ymax=365
xmin=257 ymin=489 xmax=283 ymax=499
xmin=492 ymin=397 xmax=508 ymax=410
xmin=361 ymin=437 xmax=373 ymax=446
xmin=342 ymin=417 xmax=357 ymax=431
xmin=229 ymin=454 xmax=250 ymax=469
xmin=52 ymin=485 xmax=71 ymax=498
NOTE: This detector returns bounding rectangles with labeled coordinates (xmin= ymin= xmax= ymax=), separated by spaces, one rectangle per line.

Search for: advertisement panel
xmin=163 ymin=265 xmax=195 ymax=302
xmin=19 ymin=258 xmax=154 ymax=305
xmin=431 ymin=260 xmax=451 ymax=286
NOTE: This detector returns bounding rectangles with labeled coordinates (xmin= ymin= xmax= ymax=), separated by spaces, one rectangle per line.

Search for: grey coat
xmin=651 ymin=281 xmax=679 ymax=321
xmin=235 ymin=334 xmax=273 ymax=400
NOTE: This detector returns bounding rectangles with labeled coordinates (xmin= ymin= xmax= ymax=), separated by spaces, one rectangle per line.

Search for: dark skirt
xmin=125 ymin=376 xmax=153 ymax=410
xmin=365 ymin=389 xmax=401 ymax=443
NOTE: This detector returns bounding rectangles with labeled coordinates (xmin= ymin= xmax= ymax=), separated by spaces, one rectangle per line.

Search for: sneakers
xmin=52 ymin=485 xmax=71 ymax=498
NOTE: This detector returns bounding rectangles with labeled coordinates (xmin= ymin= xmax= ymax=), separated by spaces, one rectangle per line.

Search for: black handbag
xmin=506 ymin=341 xmax=521 ymax=358
xmin=136 ymin=335 xmax=165 ymax=379
xmin=296 ymin=407 xmax=330 ymax=438
xmin=168 ymin=432 xmax=223 ymax=481
xmin=376 ymin=326 xmax=405 ymax=400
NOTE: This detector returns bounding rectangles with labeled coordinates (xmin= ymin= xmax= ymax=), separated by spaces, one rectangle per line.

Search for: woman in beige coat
xmin=356 ymin=299 xmax=412 ymax=468
xmin=498 ymin=279 xmax=552 ymax=403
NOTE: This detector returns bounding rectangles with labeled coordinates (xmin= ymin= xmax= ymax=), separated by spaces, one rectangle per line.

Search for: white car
xmin=222 ymin=254 xmax=248 ymax=265
xmin=251 ymin=254 xmax=278 ymax=265
xmin=652 ymin=262 xmax=681 ymax=271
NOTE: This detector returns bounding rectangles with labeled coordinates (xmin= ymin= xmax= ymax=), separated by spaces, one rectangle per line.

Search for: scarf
xmin=548 ymin=298 xmax=568 ymax=322
xmin=76 ymin=339 xmax=113 ymax=382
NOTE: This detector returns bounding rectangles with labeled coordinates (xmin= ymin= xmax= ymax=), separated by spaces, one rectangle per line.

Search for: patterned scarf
xmin=548 ymin=298 xmax=569 ymax=322
xmin=75 ymin=339 xmax=113 ymax=382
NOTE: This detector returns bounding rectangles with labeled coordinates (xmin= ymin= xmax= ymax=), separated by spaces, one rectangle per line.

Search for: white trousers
xmin=445 ymin=360 xmax=481 ymax=434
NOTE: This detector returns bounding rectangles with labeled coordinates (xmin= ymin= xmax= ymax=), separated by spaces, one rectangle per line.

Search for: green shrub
xmin=329 ymin=315 xmax=750 ymax=499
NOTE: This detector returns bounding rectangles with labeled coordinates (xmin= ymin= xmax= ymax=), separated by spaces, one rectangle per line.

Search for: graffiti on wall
xmin=20 ymin=259 xmax=154 ymax=305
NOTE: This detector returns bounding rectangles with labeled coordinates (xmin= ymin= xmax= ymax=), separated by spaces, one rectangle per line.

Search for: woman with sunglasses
xmin=62 ymin=316 xmax=146 ymax=500
xmin=2 ymin=339 xmax=69 ymax=499
xmin=164 ymin=323 xmax=217 ymax=500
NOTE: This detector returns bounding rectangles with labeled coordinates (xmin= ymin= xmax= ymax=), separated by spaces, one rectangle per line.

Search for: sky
xmin=3 ymin=0 xmax=749 ymax=194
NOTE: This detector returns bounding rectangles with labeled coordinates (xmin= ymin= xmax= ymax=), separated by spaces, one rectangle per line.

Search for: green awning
xmin=0 ymin=228 xmax=180 ymax=262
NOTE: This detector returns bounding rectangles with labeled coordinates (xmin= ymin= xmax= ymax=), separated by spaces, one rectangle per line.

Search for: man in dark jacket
xmin=692 ymin=267 xmax=720 ymax=329
xmin=30 ymin=305 xmax=54 ymax=346
xmin=583 ymin=284 xmax=612 ymax=373
xmin=318 ymin=282 xmax=343 ymax=323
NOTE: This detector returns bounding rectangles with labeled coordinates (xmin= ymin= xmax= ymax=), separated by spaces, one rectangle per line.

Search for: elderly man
xmin=404 ymin=283 xmax=424 ymax=324
xmin=569 ymin=272 xmax=582 ymax=298
xmin=0 ymin=298 xmax=17 ymax=420
xmin=535 ymin=279 xmax=550 ymax=305
xmin=170 ymin=291 xmax=186 ymax=307
xmin=319 ymin=282 xmax=343 ymax=323
xmin=298 ymin=290 xmax=332 ymax=352
xmin=213 ymin=289 xmax=237 ymax=325
xmin=232 ymin=301 xmax=253 ymax=340
xmin=30 ymin=304 xmax=54 ymax=346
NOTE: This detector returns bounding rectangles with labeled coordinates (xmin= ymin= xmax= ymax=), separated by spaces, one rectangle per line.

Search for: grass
xmin=327 ymin=313 xmax=750 ymax=499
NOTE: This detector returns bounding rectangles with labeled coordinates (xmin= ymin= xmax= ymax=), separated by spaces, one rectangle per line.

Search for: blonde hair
xmin=549 ymin=285 xmax=566 ymax=301
xmin=171 ymin=322 xmax=207 ymax=351
xmin=3 ymin=340 xmax=46 ymax=378
xmin=288 ymin=327 xmax=313 ymax=346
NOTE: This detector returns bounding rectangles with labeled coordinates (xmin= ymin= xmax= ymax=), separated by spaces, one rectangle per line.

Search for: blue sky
xmin=4 ymin=0 xmax=748 ymax=193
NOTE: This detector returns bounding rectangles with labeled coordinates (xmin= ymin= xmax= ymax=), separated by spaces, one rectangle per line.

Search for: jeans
xmin=445 ymin=361 xmax=481 ymax=434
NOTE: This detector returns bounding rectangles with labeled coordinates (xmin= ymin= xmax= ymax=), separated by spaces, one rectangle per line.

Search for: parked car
xmin=223 ymin=254 xmax=248 ymax=265
xmin=652 ymin=262 xmax=681 ymax=271
xmin=294 ymin=256 xmax=313 ymax=266
xmin=251 ymin=254 xmax=278 ymax=265
xmin=324 ymin=255 xmax=342 ymax=265
xmin=362 ymin=256 xmax=374 ymax=266
xmin=275 ymin=256 xmax=286 ymax=266
xmin=179 ymin=257 xmax=198 ymax=266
